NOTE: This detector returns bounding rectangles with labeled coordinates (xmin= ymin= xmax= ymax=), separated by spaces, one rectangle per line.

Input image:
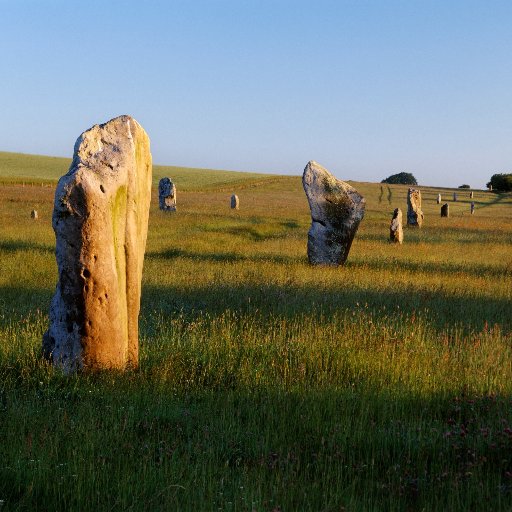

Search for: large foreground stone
xmin=441 ymin=203 xmax=449 ymax=217
xmin=302 ymin=161 xmax=365 ymax=265
xmin=407 ymin=188 xmax=424 ymax=227
xmin=389 ymin=208 xmax=403 ymax=244
xmin=43 ymin=115 xmax=152 ymax=372
xmin=158 ymin=177 xmax=176 ymax=211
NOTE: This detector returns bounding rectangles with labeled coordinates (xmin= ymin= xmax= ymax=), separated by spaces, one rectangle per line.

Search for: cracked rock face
xmin=231 ymin=194 xmax=239 ymax=209
xmin=407 ymin=188 xmax=424 ymax=227
xmin=43 ymin=115 xmax=152 ymax=372
xmin=158 ymin=177 xmax=176 ymax=211
xmin=389 ymin=208 xmax=403 ymax=244
xmin=302 ymin=161 xmax=365 ymax=265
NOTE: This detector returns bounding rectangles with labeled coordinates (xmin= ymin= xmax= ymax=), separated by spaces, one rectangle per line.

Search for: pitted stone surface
xmin=158 ymin=178 xmax=176 ymax=211
xmin=389 ymin=208 xmax=403 ymax=244
xmin=43 ymin=115 xmax=152 ymax=372
xmin=407 ymin=188 xmax=424 ymax=227
xmin=302 ymin=161 xmax=365 ymax=265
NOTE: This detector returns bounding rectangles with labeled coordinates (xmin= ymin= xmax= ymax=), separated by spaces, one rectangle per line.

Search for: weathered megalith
xmin=441 ymin=203 xmax=449 ymax=217
xmin=231 ymin=194 xmax=239 ymax=210
xmin=407 ymin=188 xmax=424 ymax=227
xmin=437 ymin=193 xmax=442 ymax=204
xmin=389 ymin=208 xmax=403 ymax=244
xmin=302 ymin=161 xmax=365 ymax=265
xmin=43 ymin=115 xmax=152 ymax=372
xmin=31 ymin=210 xmax=38 ymax=220
xmin=470 ymin=202 xmax=475 ymax=214
xmin=158 ymin=177 xmax=176 ymax=211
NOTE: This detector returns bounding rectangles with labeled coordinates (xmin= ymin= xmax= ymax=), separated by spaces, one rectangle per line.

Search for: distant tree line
xmin=458 ymin=184 xmax=470 ymax=189
xmin=381 ymin=172 xmax=417 ymax=185
xmin=487 ymin=173 xmax=512 ymax=192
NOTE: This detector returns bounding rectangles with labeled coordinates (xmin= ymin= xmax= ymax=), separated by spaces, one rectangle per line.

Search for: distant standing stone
xmin=441 ymin=203 xmax=449 ymax=217
xmin=437 ymin=193 xmax=442 ymax=204
xmin=158 ymin=177 xmax=176 ymax=211
xmin=407 ymin=188 xmax=424 ymax=227
xmin=470 ymin=202 xmax=475 ymax=214
xmin=31 ymin=210 xmax=38 ymax=220
xmin=231 ymin=194 xmax=239 ymax=210
xmin=43 ymin=115 xmax=152 ymax=373
xmin=453 ymin=192 xmax=458 ymax=201
xmin=470 ymin=191 xmax=474 ymax=199
xmin=302 ymin=160 xmax=365 ymax=265
xmin=389 ymin=208 xmax=403 ymax=244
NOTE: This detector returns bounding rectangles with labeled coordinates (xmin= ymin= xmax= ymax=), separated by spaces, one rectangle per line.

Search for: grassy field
xmin=1 ymin=153 xmax=512 ymax=511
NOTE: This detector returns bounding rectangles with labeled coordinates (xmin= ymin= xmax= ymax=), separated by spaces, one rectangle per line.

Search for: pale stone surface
xmin=437 ymin=193 xmax=442 ymax=204
xmin=441 ymin=203 xmax=449 ymax=217
xmin=470 ymin=191 xmax=474 ymax=199
xmin=231 ymin=194 xmax=239 ymax=209
xmin=389 ymin=208 xmax=403 ymax=244
xmin=158 ymin=177 xmax=176 ymax=211
xmin=31 ymin=210 xmax=38 ymax=220
xmin=407 ymin=188 xmax=424 ymax=227
xmin=43 ymin=115 xmax=152 ymax=372
xmin=302 ymin=161 xmax=365 ymax=265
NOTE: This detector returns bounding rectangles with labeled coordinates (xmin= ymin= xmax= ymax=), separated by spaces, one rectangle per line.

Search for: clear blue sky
xmin=1 ymin=0 xmax=512 ymax=188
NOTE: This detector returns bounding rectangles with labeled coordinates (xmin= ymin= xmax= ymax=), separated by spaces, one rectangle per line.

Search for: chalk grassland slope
xmin=1 ymin=156 xmax=512 ymax=510
xmin=0 ymin=150 xmax=278 ymax=190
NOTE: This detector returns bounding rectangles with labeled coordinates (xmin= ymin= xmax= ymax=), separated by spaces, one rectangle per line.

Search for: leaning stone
xmin=43 ymin=115 xmax=152 ymax=372
xmin=389 ymin=208 xmax=403 ymax=244
xmin=407 ymin=188 xmax=424 ymax=227
xmin=302 ymin=161 xmax=365 ymax=265
xmin=437 ymin=193 xmax=441 ymax=204
xmin=231 ymin=194 xmax=239 ymax=209
xmin=158 ymin=177 xmax=176 ymax=211
xmin=441 ymin=203 xmax=449 ymax=217
xmin=31 ymin=210 xmax=38 ymax=220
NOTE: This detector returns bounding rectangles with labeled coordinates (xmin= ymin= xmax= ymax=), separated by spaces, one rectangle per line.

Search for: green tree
xmin=486 ymin=173 xmax=512 ymax=192
xmin=381 ymin=172 xmax=417 ymax=185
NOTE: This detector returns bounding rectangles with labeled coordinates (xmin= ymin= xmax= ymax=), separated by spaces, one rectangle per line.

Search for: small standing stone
xmin=31 ymin=210 xmax=38 ymax=220
xmin=302 ymin=161 xmax=365 ymax=265
xmin=441 ymin=203 xmax=449 ymax=217
xmin=389 ymin=208 xmax=403 ymax=244
xmin=231 ymin=194 xmax=239 ymax=210
xmin=489 ymin=184 xmax=493 ymax=191
xmin=437 ymin=193 xmax=442 ymax=204
xmin=158 ymin=177 xmax=176 ymax=211
xmin=453 ymin=192 xmax=458 ymax=201
xmin=407 ymin=188 xmax=424 ymax=227
xmin=43 ymin=115 xmax=152 ymax=373
xmin=470 ymin=191 xmax=474 ymax=199
xmin=470 ymin=202 xmax=475 ymax=215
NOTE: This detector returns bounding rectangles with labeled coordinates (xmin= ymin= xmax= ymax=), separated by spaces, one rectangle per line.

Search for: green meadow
xmin=1 ymin=152 xmax=512 ymax=511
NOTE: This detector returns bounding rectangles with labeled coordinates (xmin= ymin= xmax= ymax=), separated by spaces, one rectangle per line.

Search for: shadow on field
xmin=141 ymin=280 xmax=511 ymax=334
xmin=147 ymin=248 xmax=303 ymax=265
xmin=0 ymin=240 xmax=53 ymax=254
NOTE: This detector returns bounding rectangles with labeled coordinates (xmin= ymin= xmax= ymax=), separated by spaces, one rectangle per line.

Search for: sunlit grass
xmin=1 ymin=163 xmax=512 ymax=510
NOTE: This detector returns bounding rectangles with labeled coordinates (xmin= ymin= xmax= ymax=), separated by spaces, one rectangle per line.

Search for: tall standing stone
xmin=158 ymin=177 xmax=176 ymax=211
xmin=407 ymin=188 xmax=424 ymax=227
xmin=437 ymin=193 xmax=442 ymax=204
xmin=43 ymin=115 xmax=152 ymax=372
xmin=231 ymin=194 xmax=239 ymax=210
xmin=389 ymin=208 xmax=403 ymax=244
xmin=441 ymin=203 xmax=449 ymax=217
xmin=31 ymin=210 xmax=38 ymax=220
xmin=470 ymin=202 xmax=475 ymax=214
xmin=470 ymin=191 xmax=474 ymax=199
xmin=302 ymin=161 xmax=365 ymax=265
xmin=453 ymin=192 xmax=458 ymax=201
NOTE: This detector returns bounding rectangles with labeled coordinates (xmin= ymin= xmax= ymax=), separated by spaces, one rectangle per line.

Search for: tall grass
xmin=0 ymin=164 xmax=511 ymax=510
